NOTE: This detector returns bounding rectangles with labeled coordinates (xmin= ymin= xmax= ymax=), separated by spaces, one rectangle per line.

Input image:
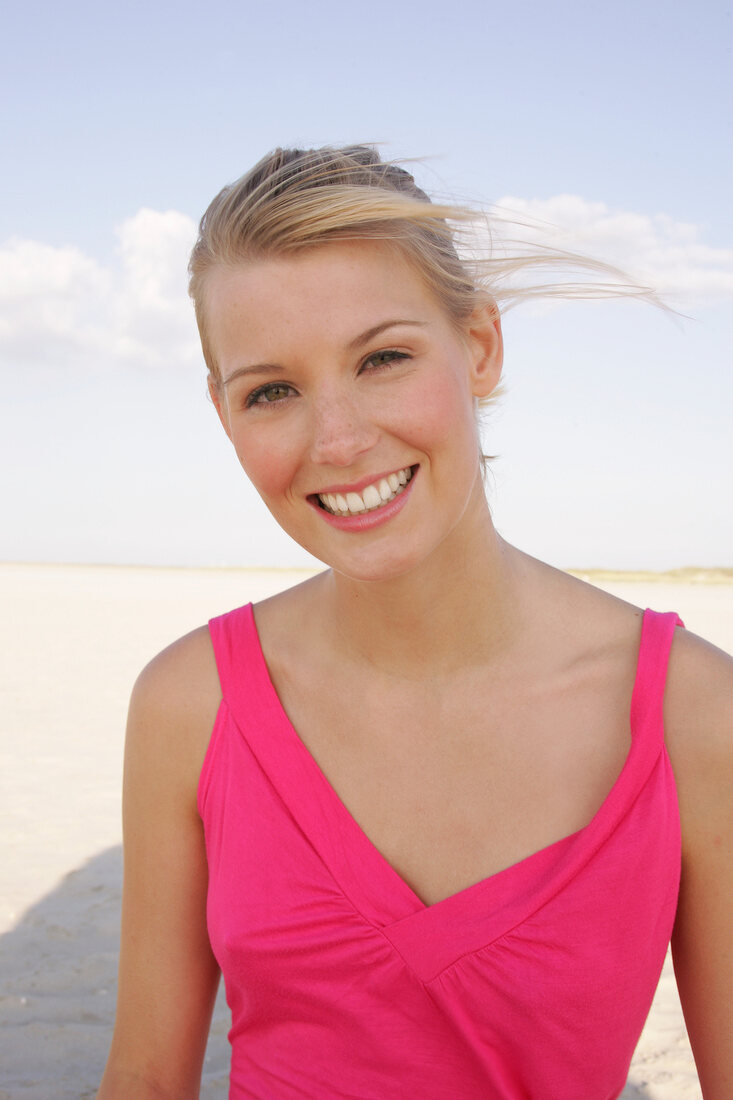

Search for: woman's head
xmin=189 ymin=146 xmax=483 ymax=385
xmin=188 ymin=144 xmax=660 ymax=577
xmin=190 ymin=143 xmax=660 ymax=390
xmin=200 ymin=236 xmax=502 ymax=582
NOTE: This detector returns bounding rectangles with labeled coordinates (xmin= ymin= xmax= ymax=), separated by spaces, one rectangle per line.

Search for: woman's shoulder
xmin=663 ymin=628 xmax=733 ymax=1084
xmin=546 ymin=561 xmax=733 ymax=732
xmin=133 ymin=625 xmax=221 ymax=721
xmin=520 ymin=555 xmax=645 ymax=661
xmin=125 ymin=626 xmax=222 ymax=795
xmin=534 ymin=563 xmax=733 ymax=806
xmin=664 ymin=625 xmax=733 ymax=793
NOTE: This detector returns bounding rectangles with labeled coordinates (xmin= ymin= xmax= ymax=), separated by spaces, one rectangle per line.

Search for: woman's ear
xmin=208 ymin=375 xmax=233 ymax=441
xmin=466 ymin=298 xmax=503 ymax=399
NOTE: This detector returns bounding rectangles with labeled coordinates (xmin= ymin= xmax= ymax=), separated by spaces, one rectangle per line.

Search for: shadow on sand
xmin=0 ymin=846 xmax=654 ymax=1099
xmin=0 ymin=847 xmax=228 ymax=1100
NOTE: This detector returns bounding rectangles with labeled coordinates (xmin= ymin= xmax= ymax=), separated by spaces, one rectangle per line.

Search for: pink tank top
xmin=199 ymin=606 xmax=682 ymax=1099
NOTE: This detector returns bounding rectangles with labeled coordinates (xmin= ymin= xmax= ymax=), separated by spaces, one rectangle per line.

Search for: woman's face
xmin=205 ymin=240 xmax=502 ymax=582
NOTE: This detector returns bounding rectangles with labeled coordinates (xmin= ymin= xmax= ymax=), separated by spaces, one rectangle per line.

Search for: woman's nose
xmin=308 ymin=389 xmax=379 ymax=467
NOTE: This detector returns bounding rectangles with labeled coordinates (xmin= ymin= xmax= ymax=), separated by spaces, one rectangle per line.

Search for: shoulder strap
xmin=208 ymin=602 xmax=256 ymax=699
xmin=629 ymin=609 xmax=684 ymax=745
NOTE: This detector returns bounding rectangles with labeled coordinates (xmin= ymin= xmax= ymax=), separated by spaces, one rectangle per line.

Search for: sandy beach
xmin=1 ymin=562 xmax=731 ymax=1099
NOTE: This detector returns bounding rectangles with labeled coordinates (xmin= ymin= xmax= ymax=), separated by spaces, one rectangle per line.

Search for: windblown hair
xmin=189 ymin=144 xmax=658 ymax=385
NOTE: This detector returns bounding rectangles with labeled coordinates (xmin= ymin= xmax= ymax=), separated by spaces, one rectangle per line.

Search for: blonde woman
xmin=98 ymin=146 xmax=733 ymax=1099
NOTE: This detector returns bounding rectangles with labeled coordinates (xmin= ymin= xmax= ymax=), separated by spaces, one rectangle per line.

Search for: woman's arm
xmin=97 ymin=628 xmax=223 ymax=1100
xmin=666 ymin=630 xmax=733 ymax=1100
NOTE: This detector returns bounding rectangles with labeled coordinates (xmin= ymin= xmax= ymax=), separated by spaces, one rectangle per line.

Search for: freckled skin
xmin=205 ymin=240 xmax=502 ymax=583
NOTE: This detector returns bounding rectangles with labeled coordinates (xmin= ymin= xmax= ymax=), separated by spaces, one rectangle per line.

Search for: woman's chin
xmin=316 ymin=543 xmax=440 ymax=586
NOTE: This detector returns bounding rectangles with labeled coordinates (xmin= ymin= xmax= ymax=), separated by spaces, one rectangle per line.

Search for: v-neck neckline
xmin=235 ymin=605 xmax=666 ymax=976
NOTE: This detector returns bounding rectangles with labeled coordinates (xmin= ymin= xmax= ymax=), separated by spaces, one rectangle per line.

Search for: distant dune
xmin=570 ymin=566 xmax=733 ymax=584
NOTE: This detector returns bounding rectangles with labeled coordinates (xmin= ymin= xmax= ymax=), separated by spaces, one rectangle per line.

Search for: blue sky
xmin=1 ymin=0 xmax=731 ymax=569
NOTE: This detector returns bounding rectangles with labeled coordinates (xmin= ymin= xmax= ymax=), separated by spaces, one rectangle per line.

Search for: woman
xmin=97 ymin=146 xmax=733 ymax=1099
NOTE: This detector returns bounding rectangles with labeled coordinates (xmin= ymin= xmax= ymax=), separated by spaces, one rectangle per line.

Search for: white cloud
xmin=488 ymin=195 xmax=733 ymax=304
xmin=0 ymin=209 xmax=200 ymax=373
xmin=1 ymin=198 xmax=730 ymax=380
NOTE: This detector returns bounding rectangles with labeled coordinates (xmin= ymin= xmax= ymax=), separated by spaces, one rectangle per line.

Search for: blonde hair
xmin=189 ymin=144 xmax=659 ymax=387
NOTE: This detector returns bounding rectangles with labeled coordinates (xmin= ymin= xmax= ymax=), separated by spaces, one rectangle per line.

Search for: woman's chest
xmin=269 ymin=662 xmax=632 ymax=907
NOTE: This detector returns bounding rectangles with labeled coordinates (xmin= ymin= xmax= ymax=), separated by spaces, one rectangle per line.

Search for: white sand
xmin=1 ymin=563 xmax=730 ymax=1098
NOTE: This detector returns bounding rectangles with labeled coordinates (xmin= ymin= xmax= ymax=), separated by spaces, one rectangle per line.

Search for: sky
xmin=1 ymin=0 xmax=731 ymax=570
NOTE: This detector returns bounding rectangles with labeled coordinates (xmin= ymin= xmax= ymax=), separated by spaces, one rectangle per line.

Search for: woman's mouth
xmin=315 ymin=466 xmax=415 ymax=517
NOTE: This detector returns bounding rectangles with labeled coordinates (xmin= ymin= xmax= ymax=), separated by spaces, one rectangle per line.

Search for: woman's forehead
xmin=209 ymin=239 xmax=427 ymax=300
xmin=204 ymin=241 xmax=444 ymax=362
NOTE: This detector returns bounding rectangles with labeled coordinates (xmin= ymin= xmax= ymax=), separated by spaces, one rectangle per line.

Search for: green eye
xmin=262 ymin=384 xmax=291 ymax=402
xmin=364 ymin=350 xmax=408 ymax=370
xmin=246 ymin=382 xmax=294 ymax=407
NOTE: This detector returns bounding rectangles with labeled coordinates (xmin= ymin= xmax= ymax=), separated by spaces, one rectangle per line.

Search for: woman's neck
xmin=317 ymin=506 xmax=525 ymax=681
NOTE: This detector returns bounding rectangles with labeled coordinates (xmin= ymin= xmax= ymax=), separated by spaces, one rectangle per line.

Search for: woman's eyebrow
xmin=347 ymin=319 xmax=427 ymax=351
xmin=221 ymin=363 xmax=280 ymax=389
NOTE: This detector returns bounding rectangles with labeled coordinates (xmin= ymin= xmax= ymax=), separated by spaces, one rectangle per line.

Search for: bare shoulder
xmin=132 ymin=625 xmax=221 ymax=720
xmin=664 ymin=627 xmax=733 ymax=826
xmin=100 ymin=626 xmax=223 ymax=1098
xmin=664 ymin=628 xmax=733 ymax=1094
xmin=549 ymin=567 xmax=733 ymax=784
xmin=126 ymin=626 xmax=222 ymax=801
xmin=521 ymin=554 xmax=646 ymax=657
xmin=666 ymin=624 xmax=733 ymax=719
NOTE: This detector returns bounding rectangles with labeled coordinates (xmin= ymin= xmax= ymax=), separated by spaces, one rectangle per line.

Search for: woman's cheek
xmin=234 ymin=428 xmax=301 ymax=501
xmin=401 ymin=368 xmax=474 ymax=446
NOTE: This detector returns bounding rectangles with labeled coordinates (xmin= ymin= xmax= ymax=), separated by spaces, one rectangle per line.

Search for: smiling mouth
xmin=315 ymin=466 xmax=416 ymax=516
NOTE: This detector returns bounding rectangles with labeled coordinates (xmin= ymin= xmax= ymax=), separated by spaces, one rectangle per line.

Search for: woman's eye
xmin=245 ymin=382 xmax=294 ymax=408
xmin=362 ymin=349 xmax=409 ymax=372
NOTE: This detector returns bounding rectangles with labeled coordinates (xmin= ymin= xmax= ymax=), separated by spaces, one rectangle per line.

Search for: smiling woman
xmin=96 ymin=146 xmax=733 ymax=1100
xmin=201 ymin=239 xmax=500 ymax=582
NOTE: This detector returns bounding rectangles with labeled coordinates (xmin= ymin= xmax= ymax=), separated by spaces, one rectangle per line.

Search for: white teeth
xmin=362 ymin=484 xmax=382 ymax=509
xmin=318 ymin=466 xmax=413 ymax=516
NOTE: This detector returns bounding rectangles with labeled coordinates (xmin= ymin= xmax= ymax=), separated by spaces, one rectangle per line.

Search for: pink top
xmin=199 ymin=606 xmax=682 ymax=1100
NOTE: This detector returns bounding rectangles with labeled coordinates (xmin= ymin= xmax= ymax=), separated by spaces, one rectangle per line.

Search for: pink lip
xmin=309 ymin=466 xmax=418 ymax=532
xmin=312 ymin=465 xmax=416 ymax=497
